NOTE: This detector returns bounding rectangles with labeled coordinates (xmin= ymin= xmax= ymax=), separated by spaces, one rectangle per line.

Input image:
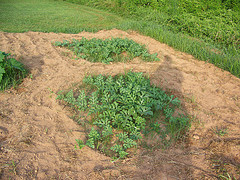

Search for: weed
xmin=55 ymin=37 xmax=159 ymax=64
xmin=8 ymin=160 xmax=17 ymax=175
xmin=213 ymin=126 xmax=228 ymax=136
xmin=57 ymin=71 xmax=190 ymax=159
xmin=219 ymin=173 xmax=237 ymax=180
xmin=0 ymin=51 xmax=28 ymax=90
xmin=75 ymin=139 xmax=85 ymax=149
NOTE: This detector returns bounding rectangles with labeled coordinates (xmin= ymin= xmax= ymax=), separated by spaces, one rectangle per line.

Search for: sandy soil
xmin=0 ymin=29 xmax=239 ymax=179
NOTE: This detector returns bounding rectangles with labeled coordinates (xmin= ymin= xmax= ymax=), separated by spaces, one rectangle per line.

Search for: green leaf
xmin=0 ymin=66 xmax=6 ymax=83
xmin=119 ymin=151 xmax=128 ymax=158
xmin=86 ymin=138 xmax=95 ymax=149
xmin=75 ymin=139 xmax=85 ymax=149
xmin=8 ymin=58 xmax=25 ymax=71
xmin=0 ymin=53 xmax=5 ymax=62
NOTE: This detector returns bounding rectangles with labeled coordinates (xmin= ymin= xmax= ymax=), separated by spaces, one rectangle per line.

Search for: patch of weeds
xmin=210 ymin=156 xmax=239 ymax=180
xmin=57 ymin=71 xmax=190 ymax=159
xmin=184 ymin=93 xmax=197 ymax=106
xmin=213 ymin=126 xmax=228 ymax=137
xmin=7 ymin=160 xmax=17 ymax=175
xmin=75 ymin=139 xmax=85 ymax=150
xmin=219 ymin=173 xmax=237 ymax=180
xmin=54 ymin=37 xmax=159 ymax=64
xmin=0 ymin=51 xmax=28 ymax=90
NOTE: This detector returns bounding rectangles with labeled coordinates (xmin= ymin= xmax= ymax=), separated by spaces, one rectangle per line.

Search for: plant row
xmin=55 ymin=37 xmax=159 ymax=64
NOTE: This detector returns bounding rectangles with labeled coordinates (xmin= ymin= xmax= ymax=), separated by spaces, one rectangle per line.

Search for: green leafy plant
xmin=0 ymin=51 xmax=28 ymax=90
xmin=213 ymin=126 xmax=228 ymax=136
xmin=57 ymin=71 xmax=190 ymax=158
xmin=55 ymin=37 xmax=159 ymax=64
xmin=75 ymin=139 xmax=85 ymax=149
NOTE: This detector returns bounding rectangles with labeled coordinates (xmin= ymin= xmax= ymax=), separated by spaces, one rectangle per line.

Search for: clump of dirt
xmin=0 ymin=29 xmax=239 ymax=179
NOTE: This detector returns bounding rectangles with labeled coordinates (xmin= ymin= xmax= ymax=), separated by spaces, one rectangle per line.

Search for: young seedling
xmin=75 ymin=139 xmax=85 ymax=150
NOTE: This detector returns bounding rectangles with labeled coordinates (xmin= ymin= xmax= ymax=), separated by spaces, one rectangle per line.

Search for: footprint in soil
xmin=0 ymin=126 xmax=8 ymax=142
xmin=21 ymin=55 xmax=44 ymax=79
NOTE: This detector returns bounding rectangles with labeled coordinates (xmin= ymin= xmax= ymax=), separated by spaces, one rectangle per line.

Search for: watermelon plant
xmin=54 ymin=37 xmax=159 ymax=64
xmin=0 ymin=51 xmax=28 ymax=90
xmin=57 ymin=71 xmax=190 ymax=159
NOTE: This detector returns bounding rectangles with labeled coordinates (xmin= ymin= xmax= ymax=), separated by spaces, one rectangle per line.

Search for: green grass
xmin=0 ymin=0 xmax=239 ymax=78
xmin=57 ymin=71 xmax=190 ymax=159
xmin=78 ymin=0 xmax=240 ymax=49
xmin=0 ymin=0 xmax=124 ymax=33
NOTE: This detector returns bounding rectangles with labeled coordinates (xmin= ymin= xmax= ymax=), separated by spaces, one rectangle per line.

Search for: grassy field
xmin=0 ymin=0 xmax=124 ymax=33
xmin=0 ymin=0 xmax=239 ymax=78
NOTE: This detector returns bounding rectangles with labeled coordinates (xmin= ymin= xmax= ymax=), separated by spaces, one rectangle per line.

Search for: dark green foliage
xmin=67 ymin=0 xmax=240 ymax=49
xmin=55 ymin=37 xmax=159 ymax=64
xmin=0 ymin=51 xmax=28 ymax=90
xmin=62 ymin=0 xmax=240 ymax=78
xmin=57 ymin=71 xmax=190 ymax=158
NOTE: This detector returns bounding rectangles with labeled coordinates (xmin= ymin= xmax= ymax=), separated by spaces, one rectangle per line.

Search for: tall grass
xmin=118 ymin=20 xmax=240 ymax=77
xmin=59 ymin=0 xmax=240 ymax=78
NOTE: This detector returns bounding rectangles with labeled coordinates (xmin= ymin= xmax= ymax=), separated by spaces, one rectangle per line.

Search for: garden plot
xmin=0 ymin=29 xmax=239 ymax=179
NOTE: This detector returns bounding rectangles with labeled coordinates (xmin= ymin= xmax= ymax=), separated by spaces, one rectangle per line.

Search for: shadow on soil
xmin=117 ymin=55 xmax=219 ymax=179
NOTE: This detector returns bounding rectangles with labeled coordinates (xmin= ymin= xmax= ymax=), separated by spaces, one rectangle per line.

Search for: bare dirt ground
xmin=0 ymin=29 xmax=239 ymax=179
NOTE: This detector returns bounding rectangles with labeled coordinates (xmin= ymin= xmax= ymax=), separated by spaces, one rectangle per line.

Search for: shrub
xmin=0 ymin=51 xmax=28 ymax=90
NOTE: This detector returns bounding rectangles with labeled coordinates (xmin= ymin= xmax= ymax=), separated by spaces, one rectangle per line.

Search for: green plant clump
xmin=55 ymin=37 xmax=159 ymax=64
xmin=0 ymin=51 xmax=28 ymax=90
xmin=57 ymin=71 xmax=190 ymax=159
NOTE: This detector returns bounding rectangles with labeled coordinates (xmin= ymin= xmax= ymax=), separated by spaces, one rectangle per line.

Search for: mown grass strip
xmin=0 ymin=0 xmax=124 ymax=33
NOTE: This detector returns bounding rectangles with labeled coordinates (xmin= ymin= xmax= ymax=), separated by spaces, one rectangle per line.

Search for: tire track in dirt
xmin=0 ymin=29 xmax=240 ymax=179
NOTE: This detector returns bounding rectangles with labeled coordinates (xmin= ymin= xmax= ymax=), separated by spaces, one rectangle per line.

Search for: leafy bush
xmin=55 ymin=37 xmax=159 ymax=64
xmin=0 ymin=51 xmax=28 ymax=90
xmin=57 ymin=71 xmax=190 ymax=159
